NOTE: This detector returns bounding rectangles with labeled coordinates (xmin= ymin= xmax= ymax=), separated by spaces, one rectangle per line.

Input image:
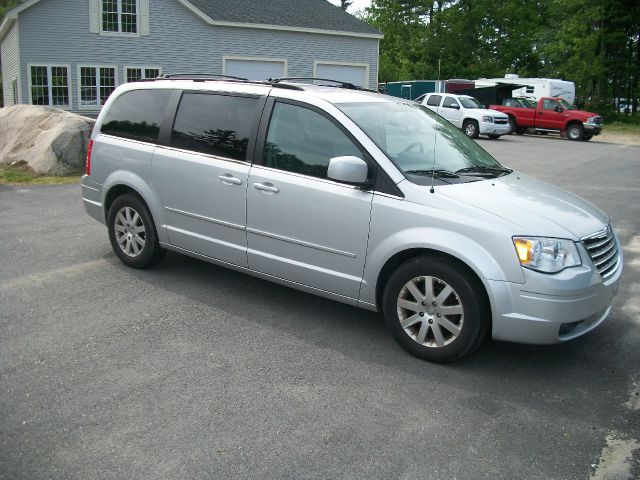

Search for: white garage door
xmin=224 ymin=59 xmax=285 ymax=81
xmin=315 ymin=63 xmax=368 ymax=88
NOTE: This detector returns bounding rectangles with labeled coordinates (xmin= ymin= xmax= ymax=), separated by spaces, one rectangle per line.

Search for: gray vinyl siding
xmin=17 ymin=0 xmax=378 ymax=114
xmin=1 ymin=21 xmax=20 ymax=106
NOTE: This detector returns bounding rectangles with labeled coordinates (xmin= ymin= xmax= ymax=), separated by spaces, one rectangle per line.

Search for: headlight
xmin=513 ymin=237 xmax=582 ymax=273
xmin=482 ymin=116 xmax=493 ymax=123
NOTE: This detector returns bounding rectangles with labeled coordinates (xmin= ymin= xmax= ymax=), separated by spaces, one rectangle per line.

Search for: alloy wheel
xmin=114 ymin=206 xmax=146 ymax=258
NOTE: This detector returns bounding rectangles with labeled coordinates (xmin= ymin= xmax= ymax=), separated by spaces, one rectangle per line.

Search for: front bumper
xmin=488 ymin=246 xmax=623 ymax=345
xmin=480 ymin=122 xmax=510 ymax=135
xmin=583 ymin=122 xmax=603 ymax=134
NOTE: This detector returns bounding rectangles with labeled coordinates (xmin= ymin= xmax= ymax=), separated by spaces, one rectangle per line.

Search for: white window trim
xmin=124 ymin=65 xmax=163 ymax=82
xmin=313 ymin=61 xmax=370 ymax=89
xmin=27 ymin=63 xmax=72 ymax=109
xmin=222 ymin=56 xmax=288 ymax=78
xmin=99 ymin=0 xmax=141 ymax=37
xmin=77 ymin=64 xmax=119 ymax=110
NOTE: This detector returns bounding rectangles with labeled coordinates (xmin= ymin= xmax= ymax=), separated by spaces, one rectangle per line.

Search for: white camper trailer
xmin=475 ymin=75 xmax=576 ymax=105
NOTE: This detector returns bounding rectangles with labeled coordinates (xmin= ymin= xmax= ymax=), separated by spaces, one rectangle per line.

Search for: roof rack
xmin=139 ymin=73 xmax=305 ymax=90
xmin=269 ymin=77 xmax=378 ymax=93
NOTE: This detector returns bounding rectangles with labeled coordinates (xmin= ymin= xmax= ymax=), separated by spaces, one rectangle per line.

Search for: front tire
xmin=107 ymin=194 xmax=165 ymax=269
xmin=382 ymin=256 xmax=489 ymax=362
xmin=463 ymin=120 xmax=480 ymax=139
xmin=567 ymin=123 xmax=584 ymax=141
xmin=583 ymin=133 xmax=594 ymax=141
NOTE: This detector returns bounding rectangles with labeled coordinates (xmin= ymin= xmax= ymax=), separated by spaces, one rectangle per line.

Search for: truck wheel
xmin=382 ymin=255 xmax=489 ymax=362
xmin=583 ymin=133 xmax=593 ymax=141
xmin=515 ymin=127 xmax=527 ymax=135
xmin=463 ymin=120 xmax=479 ymax=139
xmin=507 ymin=117 xmax=516 ymax=135
xmin=567 ymin=123 xmax=584 ymax=141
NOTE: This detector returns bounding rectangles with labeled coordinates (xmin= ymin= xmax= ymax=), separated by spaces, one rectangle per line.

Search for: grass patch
xmin=0 ymin=164 xmax=82 ymax=185
xmin=604 ymin=122 xmax=640 ymax=135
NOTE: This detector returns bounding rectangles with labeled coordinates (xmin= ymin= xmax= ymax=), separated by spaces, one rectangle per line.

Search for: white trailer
xmin=475 ymin=75 xmax=576 ymax=105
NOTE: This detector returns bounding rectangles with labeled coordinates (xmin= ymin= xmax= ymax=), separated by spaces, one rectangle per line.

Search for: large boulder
xmin=0 ymin=105 xmax=95 ymax=175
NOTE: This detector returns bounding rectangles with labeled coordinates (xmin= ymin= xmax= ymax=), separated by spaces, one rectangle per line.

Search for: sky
xmin=326 ymin=0 xmax=372 ymax=14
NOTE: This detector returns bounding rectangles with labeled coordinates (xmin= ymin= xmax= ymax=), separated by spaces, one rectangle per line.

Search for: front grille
xmin=494 ymin=118 xmax=508 ymax=124
xmin=582 ymin=225 xmax=619 ymax=279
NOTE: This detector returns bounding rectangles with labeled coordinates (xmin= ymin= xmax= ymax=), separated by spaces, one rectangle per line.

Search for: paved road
xmin=1 ymin=135 xmax=638 ymax=479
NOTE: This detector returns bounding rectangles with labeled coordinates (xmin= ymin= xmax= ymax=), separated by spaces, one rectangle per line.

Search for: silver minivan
xmin=81 ymin=77 xmax=622 ymax=362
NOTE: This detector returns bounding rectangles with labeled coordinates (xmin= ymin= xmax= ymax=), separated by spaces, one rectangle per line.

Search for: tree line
xmin=361 ymin=0 xmax=640 ymax=113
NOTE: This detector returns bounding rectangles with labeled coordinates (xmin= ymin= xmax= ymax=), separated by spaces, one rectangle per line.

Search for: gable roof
xmin=1 ymin=0 xmax=382 ymax=42
xmin=178 ymin=0 xmax=382 ymax=38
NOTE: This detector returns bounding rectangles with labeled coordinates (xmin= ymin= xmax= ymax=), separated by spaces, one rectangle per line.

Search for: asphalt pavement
xmin=1 ymin=134 xmax=639 ymax=479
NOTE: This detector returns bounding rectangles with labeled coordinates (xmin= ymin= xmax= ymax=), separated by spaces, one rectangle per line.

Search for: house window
xmin=79 ymin=66 xmax=117 ymax=107
xmin=125 ymin=67 xmax=161 ymax=83
xmin=102 ymin=0 xmax=138 ymax=33
xmin=29 ymin=65 xmax=70 ymax=107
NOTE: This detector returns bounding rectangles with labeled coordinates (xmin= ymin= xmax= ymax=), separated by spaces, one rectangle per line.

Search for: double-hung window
xmin=29 ymin=65 xmax=71 ymax=108
xmin=79 ymin=66 xmax=117 ymax=108
xmin=125 ymin=66 xmax=162 ymax=83
xmin=102 ymin=0 xmax=138 ymax=34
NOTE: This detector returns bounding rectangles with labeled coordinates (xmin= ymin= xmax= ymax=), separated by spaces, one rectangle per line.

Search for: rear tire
xmin=382 ymin=255 xmax=489 ymax=362
xmin=463 ymin=120 xmax=480 ymax=139
xmin=107 ymin=194 xmax=165 ymax=269
xmin=567 ymin=123 xmax=584 ymax=141
xmin=515 ymin=127 xmax=527 ymax=135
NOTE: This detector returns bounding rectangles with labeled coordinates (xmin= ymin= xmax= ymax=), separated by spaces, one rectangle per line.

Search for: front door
xmin=151 ymin=91 xmax=261 ymax=267
xmin=538 ymin=98 xmax=568 ymax=130
xmin=246 ymin=100 xmax=374 ymax=299
xmin=440 ymin=96 xmax=463 ymax=127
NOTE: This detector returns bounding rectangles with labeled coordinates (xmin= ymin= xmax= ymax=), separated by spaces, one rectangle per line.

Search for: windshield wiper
xmin=405 ymin=169 xmax=459 ymax=178
xmin=455 ymin=165 xmax=512 ymax=177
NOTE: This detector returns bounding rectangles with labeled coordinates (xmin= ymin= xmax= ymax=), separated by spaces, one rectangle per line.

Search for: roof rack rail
xmin=140 ymin=73 xmax=305 ymax=90
xmin=269 ymin=77 xmax=378 ymax=93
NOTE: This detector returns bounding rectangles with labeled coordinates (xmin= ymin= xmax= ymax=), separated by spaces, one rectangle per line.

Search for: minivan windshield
xmin=337 ymin=101 xmax=510 ymax=185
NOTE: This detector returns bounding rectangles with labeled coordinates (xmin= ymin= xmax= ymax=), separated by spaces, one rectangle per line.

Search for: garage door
xmin=315 ymin=63 xmax=368 ymax=88
xmin=224 ymin=58 xmax=286 ymax=81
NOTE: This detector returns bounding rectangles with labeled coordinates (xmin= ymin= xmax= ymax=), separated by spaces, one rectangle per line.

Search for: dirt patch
xmin=593 ymin=131 xmax=640 ymax=146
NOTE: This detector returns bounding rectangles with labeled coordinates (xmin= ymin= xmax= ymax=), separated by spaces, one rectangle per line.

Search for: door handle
xmin=252 ymin=182 xmax=279 ymax=194
xmin=218 ymin=174 xmax=242 ymax=185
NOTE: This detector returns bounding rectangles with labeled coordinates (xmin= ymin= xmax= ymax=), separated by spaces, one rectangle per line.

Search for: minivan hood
xmin=437 ymin=172 xmax=608 ymax=239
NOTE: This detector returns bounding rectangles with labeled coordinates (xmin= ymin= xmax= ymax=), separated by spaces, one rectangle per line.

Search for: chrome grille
xmin=494 ymin=118 xmax=508 ymax=124
xmin=582 ymin=225 xmax=619 ymax=279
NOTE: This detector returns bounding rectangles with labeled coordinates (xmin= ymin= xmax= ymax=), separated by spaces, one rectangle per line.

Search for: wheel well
xmin=375 ymin=248 xmax=491 ymax=319
xmin=565 ymin=120 xmax=582 ymax=130
xmin=463 ymin=118 xmax=478 ymax=125
xmin=104 ymin=184 xmax=144 ymax=217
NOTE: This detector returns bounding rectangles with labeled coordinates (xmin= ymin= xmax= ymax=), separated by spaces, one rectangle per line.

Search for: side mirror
xmin=555 ymin=105 xmax=563 ymax=112
xmin=327 ymin=156 xmax=369 ymax=185
xmin=449 ymin=104 xmax=460 ymax=110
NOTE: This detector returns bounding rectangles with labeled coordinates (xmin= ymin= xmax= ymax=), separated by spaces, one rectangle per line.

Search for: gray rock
xmin=0 ymin=105 xmax=95 ymax=175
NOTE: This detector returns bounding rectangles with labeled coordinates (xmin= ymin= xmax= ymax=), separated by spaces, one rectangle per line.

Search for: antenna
xmin=429 ymin=56 xmax=442 ymax=194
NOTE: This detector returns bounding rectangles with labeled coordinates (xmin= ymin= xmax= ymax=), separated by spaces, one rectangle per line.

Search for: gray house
xmin=0 ymin=0 xmax=381 ymax=114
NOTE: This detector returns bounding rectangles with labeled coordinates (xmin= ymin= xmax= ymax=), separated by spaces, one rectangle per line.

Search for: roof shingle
xmin=184 ymin=0 xmax=381 ymax=36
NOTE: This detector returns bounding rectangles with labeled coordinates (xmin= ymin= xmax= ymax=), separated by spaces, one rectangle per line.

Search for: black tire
xmin=487 ymin=134 xmax=501 ymax=139
xmin=567 ymin=123 xmax=584 ymax=141
xmin=583 ymin=133 xmax=593 ymax=141
xmin=463 ymin=120 xmax=480 ymax=139
xmin=382 ymin=255 xmax=489 ymax=362
xmin=107 ymin=193 xmax=165 ymax=269
xmin=515 ymin=127 xmax=527 ymax=135
xmin=507 ymin=117 xmax=516 ymax=135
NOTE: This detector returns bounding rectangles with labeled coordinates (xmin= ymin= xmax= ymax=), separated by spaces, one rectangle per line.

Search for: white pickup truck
xmin=417 ymin=93 xmax=510 ymax=139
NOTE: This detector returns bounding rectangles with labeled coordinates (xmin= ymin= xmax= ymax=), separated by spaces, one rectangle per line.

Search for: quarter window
xmin=100 ymin=89 xmax=171 ymax=143
xmin=102 ymin=0 xmax=138 ymax=33
xmin=29 ymin=65 xmax=70 ymax=107
xmin=264 ymin=102 xmax=362 ymax=180
xmin=426 ymin=95 xmax=442 ymax=107
xmin=171 ymin=93 xmax=259 ymax=161
xmin=126 ymin=67 xmax=162 ymax=83
xmin=79 ymin=66 xmax=117 ymax=107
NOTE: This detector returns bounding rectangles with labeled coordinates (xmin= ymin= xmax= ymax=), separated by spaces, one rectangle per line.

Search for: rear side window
xmin=426 ymin=95 xmax=442 ymax=107
xmin=101 ymin=89 xmax=171 ymax=143
xmin=171 ymin=93 xmax=259 ymax=161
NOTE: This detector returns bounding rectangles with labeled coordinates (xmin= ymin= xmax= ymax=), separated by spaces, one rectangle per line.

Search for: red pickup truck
xmin=489 ymin=97 xmax=603 ymax=141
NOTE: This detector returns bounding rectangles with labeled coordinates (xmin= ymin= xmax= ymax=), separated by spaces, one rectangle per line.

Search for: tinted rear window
xmin=171 ymin=93 xmax=259 ymax=161
xmin=101 ymin=89 xmax=171 ymax=143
